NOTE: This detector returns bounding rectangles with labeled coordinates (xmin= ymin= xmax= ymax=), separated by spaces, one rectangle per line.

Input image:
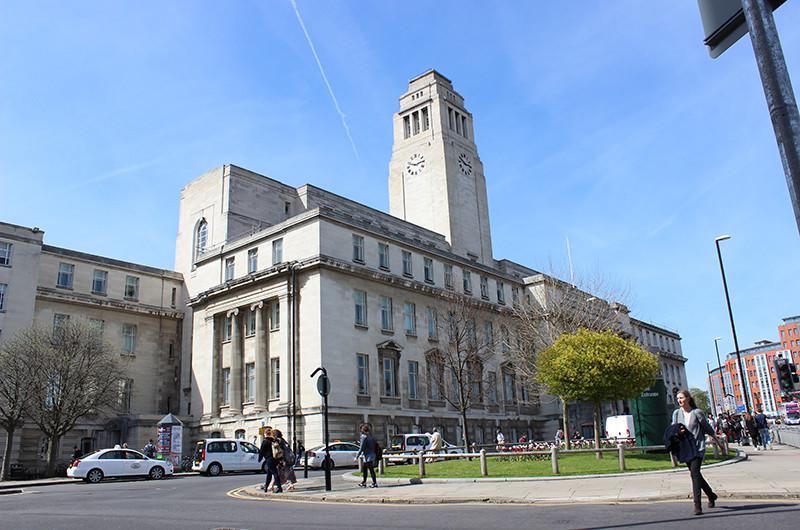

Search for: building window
xmin=89 ymin=318 xmax=104 ymax=335
xmin=170 ymin=287 xmax=177 ymax=308
xmin=469 ymin=360 xmax=482 ymax=401
xmin=224 ymin=257 xmax=235 ymax=282
xmin=402 ymin=250 xmax=413 ymax=277
xmin=270 ymin=302 xmax=280 ymax=331
xmin=91 ymin=270 xmax=108 ymax=295
xmin=119 ymin=379 xmax=133 ymax=413
xmin=413 ymin=111 xmax=420 ymax=135
xmin=272 ymin=239 xmax=283 ymax=265
xmin=245 ymin=363 xmax=255 ymax=402
xmin=122 ymin=324 xmax=137 ymax=355
xmin=378 ymin=242 xmax=390 ymax=270
xmin=429 ymin=358 xmax=443 ymax=401
xmin=354 ymin=290 xmax=367 ymax=326
xmin=487 ymin=371 xmax=498 ymax=405
xmin=195 ymin=220 xmax=208 ymax=258
xmin=462 ymin=116 xmax=468 ymax=139
xmin=222 ymin=368 xmax=231 ymax=405
xmin=403 ymin=302 xmax=417 ymax=335
xmin=444 ymin=264 xmax=454 ymax=290
xmin=501 ymin=326 xmax=510 ymax=353
xmin=284 ymin=201 xmax=291 ymax=215
xmin=245 ymin=309 xmax=256 ymax=336
xmin=403 ymin=115 xmax=411 ymax=139
xmin=424 ymin=258 xmax=434 ymax=283
xmin=496 ymin=281 xmax=505 ymax=304
xmin=57 ymin=263 xmax=74 ymax=289
xmin=379 ymin=296 xmax=393 ymax=331
xmin=223 ymin=315 xmax=232 ymax=341
xmin=124 ymin=275 xmax=139 ymax=300
xmin=426 ymin=307 xmax=438 ymax=339
xmin=382 ymin=356 xmax=398 ymax=397
xmin=480 ymin=276 xmax=489 ymax=299
xmin=248 ymin=248 xmax=258 ymax=274
xmin=0 ymin=242 xmax=12 ymax=266
xmin=484 ymin=321 xmax=494 ymax=346
xmin=409 ymin=361 xmax=419 ymax=400
xmin=421 ymin=107 xmax=430 ymax=131
xmin=270 ymin=358 xmax=280 ymax=399
xmin=357 ymin=354 xmax=369 ymax=395
xmin=462 ymin=269 xmax=472 ymax=293
xmin=352 ymin=234 xmax=365 ymax=263
xmin=448 ymin=107 xmax=454 ymax=130
xmin=53 ymin=313 xmax=69 ymax=333
xmin=512 ymin=287 xmax=519 ymax=306
xmin=503 ymin=368 xmax=516 ymax=404
xmin=0 ymin=283 xmax=6 ymax=311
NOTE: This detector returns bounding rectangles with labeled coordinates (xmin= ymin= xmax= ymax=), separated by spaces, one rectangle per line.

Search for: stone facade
xmin=0 ymin=221 xmax=184 ymax=472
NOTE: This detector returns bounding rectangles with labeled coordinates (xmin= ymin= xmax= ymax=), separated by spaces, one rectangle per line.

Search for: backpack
xmin=272 ymin=440 xmax=284 ymax=461
xmin=282 ymin=440 xmax=295 ymax=465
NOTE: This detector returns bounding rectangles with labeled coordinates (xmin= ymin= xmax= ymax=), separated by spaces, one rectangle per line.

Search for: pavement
xmin=227 ymin=443 xmax=800 ymax=505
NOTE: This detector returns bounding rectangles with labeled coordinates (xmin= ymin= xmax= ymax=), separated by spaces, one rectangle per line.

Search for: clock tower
xmin=388 ymin=70 xmax=493 ymax=264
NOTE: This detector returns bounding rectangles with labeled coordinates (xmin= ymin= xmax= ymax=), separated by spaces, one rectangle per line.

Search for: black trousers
xmin=263 ymin=459 xmax=281 ymax=491
xmin=686 ymin=457 xmax=714 ymax=506
xmin=361 ymin=461 xmax=376 ymax=484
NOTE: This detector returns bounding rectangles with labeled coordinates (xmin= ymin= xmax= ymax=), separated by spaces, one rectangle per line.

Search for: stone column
xmin=228 ymin=308 xmax=242 ymax=414
xmin=252 ymin=301 xmax=267 ymax=411
xmin=211 ymin=314 xmax=221 ymax=418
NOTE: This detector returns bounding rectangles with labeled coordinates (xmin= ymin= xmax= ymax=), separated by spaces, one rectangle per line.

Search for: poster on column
xmin=171 ymin=425 xmax=183 ymax=455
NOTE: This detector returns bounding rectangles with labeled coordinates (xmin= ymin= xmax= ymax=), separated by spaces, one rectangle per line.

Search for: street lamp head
xmin=713 ymin=337 xmax=722 ymax=342
xmin=715 ymin=234 xmax=731 ymax=242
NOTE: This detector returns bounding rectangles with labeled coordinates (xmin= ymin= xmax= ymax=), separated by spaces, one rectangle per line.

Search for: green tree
xmin=690 ymin=388 xmax=710 ymax=413
xmin=537 ymin=328 xmax=659 ymax=456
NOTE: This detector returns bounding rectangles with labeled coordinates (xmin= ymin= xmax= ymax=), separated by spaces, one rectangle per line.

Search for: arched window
xmin=195 ymin=219 xmax=208 ymax=259
xmin=234 ymin=429 xmax=246 ymax=440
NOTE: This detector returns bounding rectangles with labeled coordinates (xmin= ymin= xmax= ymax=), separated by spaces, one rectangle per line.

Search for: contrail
xmin=290 ymin=0 xmax=360 ymax=161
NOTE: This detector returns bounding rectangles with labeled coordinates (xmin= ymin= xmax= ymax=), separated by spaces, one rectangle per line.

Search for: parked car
xmin=67 ymin=448 xmax=173 ymax=483
xmin=304 ymin=442 xmax=360 ymax=469
xmin=192 ymin=438 xmax=263 ymax=476
xmin=388 ymin=433 xmax=462 ymax=463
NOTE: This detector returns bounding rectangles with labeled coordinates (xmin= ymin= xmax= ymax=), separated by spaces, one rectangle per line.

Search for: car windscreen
xmin=193 ymin=441 xmax=205 ymax=460
xmin=390 ymin=435 xmax=404 ymax=447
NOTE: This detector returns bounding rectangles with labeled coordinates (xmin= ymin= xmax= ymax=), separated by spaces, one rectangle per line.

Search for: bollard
xmin=550 ymin=444 xmax=559 ymax=475
xmin=304 ymin=451 xmax=309 ymax=479
xmin=617 ymin=444 xmax=625 ymax=471
xmin=670 ymin=452 xmax=678 ymax=468
xmin=479 ymin=449 xmax=488 ymax=476
xmin=418 ymin=451 xmax=426 ymax=478
xmin=379 ymin=456 xmax=385 ymax=475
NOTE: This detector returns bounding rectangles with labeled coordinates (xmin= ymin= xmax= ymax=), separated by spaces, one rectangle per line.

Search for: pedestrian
xmin=743 ymin=412 xmax=762 ymax=449
xmin=122 ymin=442 xmax=129 ymax=449
xmin=273 ymin=429 xmax=297 ymax=491
xmin=143 ymin=439 xmax=156 ymax=458
xmin=495 ymin=428 xmax=505 ymax=447
xmin=518 ymin=434 xmax=527 ymax=444
xmin=71 ymin=446 xmax=82 ymax=461
xmin=672 ymin=389 xmax=720 ymax=516
xmin=426 ymin=428 xmax=443 ymax=462
xmin=732 ymin=416 xmax=743 ymax=444
xmin=555 ymin=428 xmax=564 ymax=446
xmin=754 ymin=409 xmax=771 ymax=450
xmin=258 ymin=426 xmax=282 ymax=494
xmin=355 ymin=424 xmax=378 ymax=488
xmin=295 ymin=441 xmax=305 ymax=467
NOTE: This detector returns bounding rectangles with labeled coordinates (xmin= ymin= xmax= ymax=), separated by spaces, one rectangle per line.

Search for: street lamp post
xmin=714 ymin=235 xmax=751 ymax=413
xmin=713 ymin=337 xmax=728 ymax=410
xmin=706 ymin=361 xmax=718 ymax=420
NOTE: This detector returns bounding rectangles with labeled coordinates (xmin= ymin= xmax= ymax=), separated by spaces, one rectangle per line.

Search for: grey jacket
xmin=672 ymin=408 xmax=716 ymax=456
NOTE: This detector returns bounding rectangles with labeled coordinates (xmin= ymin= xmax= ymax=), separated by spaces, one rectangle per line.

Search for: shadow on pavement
xmin=577 ymin=504 xmax=800 ymax=530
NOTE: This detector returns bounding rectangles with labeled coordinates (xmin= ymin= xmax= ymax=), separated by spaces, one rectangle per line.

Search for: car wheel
xmin=148 ymin=466 xmax=165 ymax=480
xmin=207 ymin=462 xmax=222 ymax=477
xmin=86 ymin=468 xmax=104 ymax=484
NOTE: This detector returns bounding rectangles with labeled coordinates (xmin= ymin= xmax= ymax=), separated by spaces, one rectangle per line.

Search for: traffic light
xmin=776 ymin=358 xmax=798 ymax=394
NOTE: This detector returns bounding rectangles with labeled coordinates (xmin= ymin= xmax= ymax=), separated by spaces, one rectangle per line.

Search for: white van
xmin=605 ymin=415 xmax=636 ymax=441
xmin=388 ymin=433 xmax=462 ymax=463
xmin=192 ymin=438 xmax=263 ymax=476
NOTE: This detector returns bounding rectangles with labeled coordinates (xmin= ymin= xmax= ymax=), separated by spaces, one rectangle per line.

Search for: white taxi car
xmin=67 ymin=448 xmax=173 ymax=483
xmin=305 ymin=442 xmax=360 ymax=469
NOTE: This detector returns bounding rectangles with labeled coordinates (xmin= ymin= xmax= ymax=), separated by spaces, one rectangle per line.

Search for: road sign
xmin=697 ymin=0 xmax=786 ymax=58
xmin=736 ymin=404 xmax=746 ymax=413
xmin=316 ymin=374 xmax=330 ymax=396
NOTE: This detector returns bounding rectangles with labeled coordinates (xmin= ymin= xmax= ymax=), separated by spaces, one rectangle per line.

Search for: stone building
xmin=0 ymin=221 xmax=184 ymax=470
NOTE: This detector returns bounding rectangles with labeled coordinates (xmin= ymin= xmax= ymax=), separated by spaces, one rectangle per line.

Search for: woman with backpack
xmin=273 ymin=429 xmax=297 ymax=491
xmin=355 ymin=424 xmax=378 ymax=488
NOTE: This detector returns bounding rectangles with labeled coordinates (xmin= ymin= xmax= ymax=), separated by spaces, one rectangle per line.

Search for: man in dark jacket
xmin=258 ymin=426 xmax=282 ymax=493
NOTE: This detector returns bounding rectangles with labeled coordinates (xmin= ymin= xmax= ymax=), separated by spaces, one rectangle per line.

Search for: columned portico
xmin=228 ymin=308 xmax=242 ymax=414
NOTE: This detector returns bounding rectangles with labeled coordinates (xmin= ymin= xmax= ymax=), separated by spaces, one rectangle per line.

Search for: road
xmin=1 ymin=470 xmax=798 ymax=530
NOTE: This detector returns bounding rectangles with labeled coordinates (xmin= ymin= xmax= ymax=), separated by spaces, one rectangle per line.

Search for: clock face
xmin=406 ymin=153 xmax=425 ymax=175
xmin=458 ymin=153 xmax=473 ymax=176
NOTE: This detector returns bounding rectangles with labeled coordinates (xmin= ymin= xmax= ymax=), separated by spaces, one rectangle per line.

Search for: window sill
xmin=269 ymin=327 xmax=280 ymax=333
xmin=0 ymin=263 xmax=10 ymax=268
xmin=124 ymin=297 xmax=139 ymax=302
xmin=245 ymin=332 xmax=256 ymax=338
xmin=402 ymin=273 xmax=413 ymax=279
xmin=428 ymin=399 xmax=446 ymax=408
xmin=379 ymin=266 xmax=390 ymax=272
xmin=497 ymin=300 xmax=506 ymax=306
xmin=121 ymin=353 xmax=136 ymax=358
xmin=222 ymin=339 xmax=231 ymax=344
xmin=354 ymin=323 xmax=369 ymax=330
xmin=380 ymin=329 xmax=394 ymax=336
xmin=56 ymin=285 xmax=73 ymax=290
xmin=357 ymin=395 xmax=371 ymax=406
xmin=405 ymin=332 xmax=417 ymax=338
xmin=91 ymin=291 xmax=107 ymax=296
xmin=481 ymin=295 xmax=489 ymax=301
xmin=424 ymin=279 xmax=434 ymax=285
xmin=427 ymin=337 xmax=438 ymax=342
xmin=353 ymin=259 xmax=365 ymax=265
xmin=380 ymin=396 xmax=401 ymax=405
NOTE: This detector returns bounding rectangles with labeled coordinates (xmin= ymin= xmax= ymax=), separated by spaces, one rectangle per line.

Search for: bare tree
xmin=23 ymin=321 xmax=126 ymax=477
xmin=510 ymin=271 xmax=630 ymax=445
xmin=0 ymin=329 xmax=41 ymax=480
xmin=431 ymin=294 xmax=498 ymax=449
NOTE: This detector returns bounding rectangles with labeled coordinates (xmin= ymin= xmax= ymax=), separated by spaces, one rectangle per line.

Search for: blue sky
xmin=2 ymin=1 xmax=799 ymax=391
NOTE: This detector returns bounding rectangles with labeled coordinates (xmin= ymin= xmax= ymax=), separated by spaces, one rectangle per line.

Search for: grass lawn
xmin=370 ymin=449 xmax=734 ymax=479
